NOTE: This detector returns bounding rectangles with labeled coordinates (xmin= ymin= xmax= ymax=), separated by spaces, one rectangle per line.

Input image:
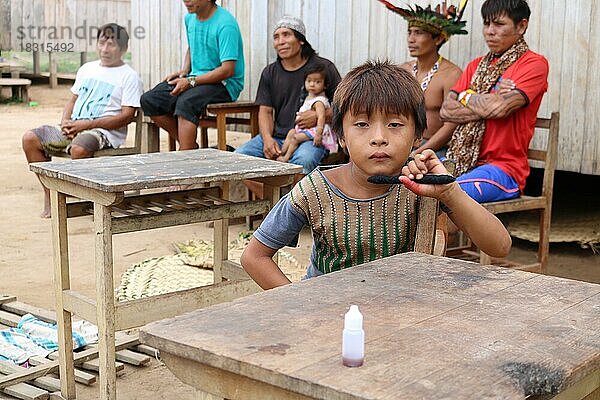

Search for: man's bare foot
xmin=41 ymin=190 xmax=51 ymax=218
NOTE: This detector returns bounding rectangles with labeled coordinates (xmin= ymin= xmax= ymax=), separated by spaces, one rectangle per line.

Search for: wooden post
xmin=32 ymin=51 xmax=40 ymax=75
xmin=94 ymin=204 xmax=117 ymax=400
xmin=80 ymin=52 xmax=87 ymax=67
xmin=143 ymin=121 xmax=160 ymax=153
xmin=213 ymin=179 xmax=229 ymax=283
xmin=49 ymin=54 xmax=58 ymax=89
xmin=51 ymin=190 xmax=77 ymax=399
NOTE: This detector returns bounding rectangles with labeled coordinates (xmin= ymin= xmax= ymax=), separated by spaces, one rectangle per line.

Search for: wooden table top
xmin=141 ymin=252 xmax=600 ymax=400
xmin=30 ymin=149 xmax=302 ymax=192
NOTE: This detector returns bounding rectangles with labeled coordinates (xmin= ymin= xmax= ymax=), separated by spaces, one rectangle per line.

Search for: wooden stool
xmin=0 ymin=78 xmax=31 ymax=103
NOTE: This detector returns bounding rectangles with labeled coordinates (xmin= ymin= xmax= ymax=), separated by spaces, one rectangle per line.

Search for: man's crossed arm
xmin=440 ymin=84 xmax=527 ymax=124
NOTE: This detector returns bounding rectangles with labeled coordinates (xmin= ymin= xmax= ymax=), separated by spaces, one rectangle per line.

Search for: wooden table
xmin=141 ymin=252 xmax=600 ymax=400
xmin=26 ymin=149 xmax=302 ymax=400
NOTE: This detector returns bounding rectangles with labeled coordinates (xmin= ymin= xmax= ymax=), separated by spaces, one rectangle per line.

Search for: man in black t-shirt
xmin=235 ymin=16 xmax=341 ymax=175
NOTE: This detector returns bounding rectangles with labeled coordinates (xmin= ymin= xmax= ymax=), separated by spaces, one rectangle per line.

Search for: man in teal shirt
xmin=141 ymin=0 xmax=244 ymax=150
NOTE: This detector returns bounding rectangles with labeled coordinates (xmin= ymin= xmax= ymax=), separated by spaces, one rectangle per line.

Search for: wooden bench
xmin=0 ymin=78 xmax=31 ymax=103
xmin=48 ymin=108 xmax=159 ymax=159
xmin=144 ymin=101 xmax=260 ymax=151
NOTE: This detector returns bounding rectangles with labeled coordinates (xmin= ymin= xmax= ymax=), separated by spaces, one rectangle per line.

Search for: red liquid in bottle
xmin=342 ymin=356 xmax=364 ymax=367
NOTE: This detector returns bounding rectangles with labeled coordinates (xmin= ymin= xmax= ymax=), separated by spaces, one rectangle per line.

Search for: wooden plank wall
xmin=4 ymin=0 xmax=596 ymax=174
xmin=7 ymin=0 xmax=131 ymax=53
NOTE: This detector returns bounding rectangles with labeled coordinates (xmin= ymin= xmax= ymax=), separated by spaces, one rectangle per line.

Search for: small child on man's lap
xmin=242 ymin=60 xmax=511 ymax=290
xmin=277 ymin=64 xmax=337 ymax=162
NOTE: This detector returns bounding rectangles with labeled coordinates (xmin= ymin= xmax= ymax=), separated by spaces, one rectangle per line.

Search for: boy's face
xmin=340 ymin=110 xmax=415 ymax=177
xmin=305 ymin=72 xmax=325 ymax=95
xmin=97 ymin=35 xmax=126 ymax=67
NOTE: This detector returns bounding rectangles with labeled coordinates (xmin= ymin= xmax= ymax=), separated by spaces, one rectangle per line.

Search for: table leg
xmin=94 ymin=204 xmax=117 ymax=400
xmin=51 ymin=190 xmax=77 ymax=399
xmin=216 ymin=112 xmax=227 ymax=150
xmin=213 ymin=181 xmax=229 ymax=283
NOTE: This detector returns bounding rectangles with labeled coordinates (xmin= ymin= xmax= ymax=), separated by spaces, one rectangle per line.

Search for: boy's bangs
xmin=343 ymin=71 xmax=419 ymax=118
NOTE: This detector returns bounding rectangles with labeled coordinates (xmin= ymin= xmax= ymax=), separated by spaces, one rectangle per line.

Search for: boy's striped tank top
xmin=290 ymin=169 xmax=419 ymax=274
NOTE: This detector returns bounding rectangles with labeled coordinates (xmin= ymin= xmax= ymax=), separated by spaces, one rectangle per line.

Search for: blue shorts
xmin=234 ymin=134 xmax=327 ymax=175
xmin=457 ymin=164 xmax=520 ymax=203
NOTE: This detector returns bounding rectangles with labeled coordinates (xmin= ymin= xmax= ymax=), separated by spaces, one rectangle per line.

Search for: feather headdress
xmin=377 ymin=0 xmax=469 ymax=42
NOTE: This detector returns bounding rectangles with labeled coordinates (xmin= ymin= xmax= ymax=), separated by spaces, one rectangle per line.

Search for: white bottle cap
xmin=344 ymin=305 xmax=363 ymax=331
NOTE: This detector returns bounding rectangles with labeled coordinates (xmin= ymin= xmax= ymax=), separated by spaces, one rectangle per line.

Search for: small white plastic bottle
xmin=342 ymin=304 xmax=364 ymax=367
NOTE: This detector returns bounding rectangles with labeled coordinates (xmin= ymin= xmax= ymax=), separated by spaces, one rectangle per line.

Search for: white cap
xmin=344 ymin=305 xmax=363 ymax=331
xmin=273 ymin=15 xmax=306 ymax=37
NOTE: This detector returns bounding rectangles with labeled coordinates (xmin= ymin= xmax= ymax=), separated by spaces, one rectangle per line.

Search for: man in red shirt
xmin=440 ymin=0 xmax=548 ymax=203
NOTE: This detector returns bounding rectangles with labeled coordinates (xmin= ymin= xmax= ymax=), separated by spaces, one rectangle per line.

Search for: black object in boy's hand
xmin=367 ymin=174 xmax=456 ymax=185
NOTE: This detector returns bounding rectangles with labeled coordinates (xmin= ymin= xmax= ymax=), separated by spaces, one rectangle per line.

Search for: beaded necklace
xmin=412 ymin=55 xmax=443 ymax=92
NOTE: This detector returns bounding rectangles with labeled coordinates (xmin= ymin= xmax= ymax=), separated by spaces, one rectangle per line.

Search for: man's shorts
xmin=32 ymin=125 xmax=111 ymax=157
xmin=140 ymin=81 xmax=231 ymax=125
xmin=456 ymin=164 xmax=520 ymax=203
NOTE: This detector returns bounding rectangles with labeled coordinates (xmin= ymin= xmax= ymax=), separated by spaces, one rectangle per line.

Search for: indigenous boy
xmin=440 ymin=0 xmax=549 ymax=203
xmin=22 ymin=23 xmax=143 ymax=218
xmin=141 ymin=0 xmax=244 ymax=150
xmin=241 ymin=60 xmax=511 ymax=290
xmin=378 ymin=1 xmax=467 ymax=158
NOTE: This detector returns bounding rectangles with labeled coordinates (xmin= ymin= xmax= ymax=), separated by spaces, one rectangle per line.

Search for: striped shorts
xmin=32 ymin=125 xmax=111 ymax=156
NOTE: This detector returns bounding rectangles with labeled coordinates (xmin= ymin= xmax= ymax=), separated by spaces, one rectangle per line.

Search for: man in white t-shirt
xmin=22 ymin=23 xmax=144 ymax=218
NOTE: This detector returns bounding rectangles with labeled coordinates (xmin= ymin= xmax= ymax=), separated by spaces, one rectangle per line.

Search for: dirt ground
xmin=1 ymin=83 xmax=599 ymax=399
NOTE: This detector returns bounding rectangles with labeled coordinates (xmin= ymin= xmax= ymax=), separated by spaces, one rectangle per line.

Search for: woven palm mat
xmin=502 ymin=209 xmax=600 ymax=250
xmin=116 ymin=233 xmax=304 ymax=301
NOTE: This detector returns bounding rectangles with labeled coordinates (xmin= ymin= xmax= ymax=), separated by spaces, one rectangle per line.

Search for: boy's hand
xmin=400 ymin=150 xmax=453 ymax=199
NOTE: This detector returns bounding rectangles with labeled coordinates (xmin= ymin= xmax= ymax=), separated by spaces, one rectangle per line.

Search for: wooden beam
xmin=37 ymin=176 xmax=123 ymax=206
xmin=1 ymin=302 xmax=56 ymax=324
xmin=0 ymin=334 xmax=138 ymax=389
xmin=114 ymin=280 xmax=261 ymax=331
xmin=0 ymin=362 xmax=60 ymax=392
xmin=111 ymin=199 xmax=271 ymax=235
xmin=28 ymin=357 xmax=96 ymax=386
xmin=61 ymin=291 xmax=97 ymax=325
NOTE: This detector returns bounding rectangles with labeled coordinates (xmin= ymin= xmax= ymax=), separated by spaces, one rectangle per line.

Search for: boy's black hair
xmin=304 ymin=63 xmax=328 ymax=87
xmin=97 ymin=23 xmax=129 ymax=50
xmin=331 ymin=59 xmax=427 ymax=141
xmin=481 ymin=0 xmax=531 ymax=25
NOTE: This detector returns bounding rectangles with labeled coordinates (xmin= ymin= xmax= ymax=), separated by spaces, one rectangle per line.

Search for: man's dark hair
xmin=97 ymin=23 xmax=129 ymax=50
xmin=331 ymin=60 xmax=427 ymax=141
xmin=481 ymin=0 xmax=531 ymax=25
xmin=304 ymin=63 xmax=328 ymax=87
